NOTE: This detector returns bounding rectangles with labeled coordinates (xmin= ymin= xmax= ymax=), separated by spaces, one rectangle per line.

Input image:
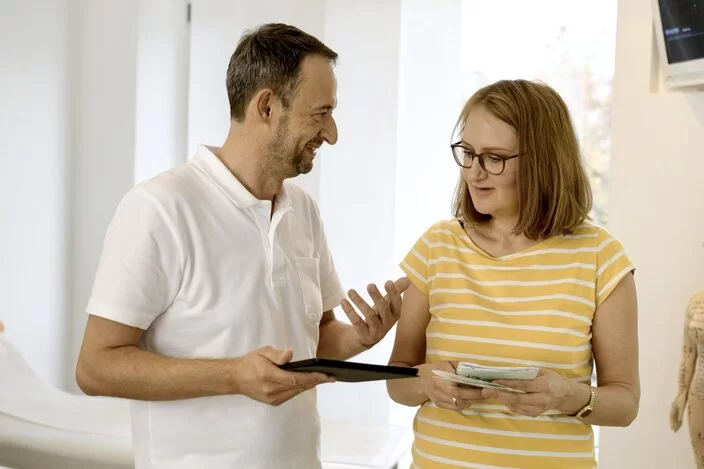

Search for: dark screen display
xmin=658 ymin=0 xmax=704 ymax=63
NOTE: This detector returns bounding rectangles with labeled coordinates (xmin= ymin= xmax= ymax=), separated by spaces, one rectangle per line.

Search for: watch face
xmin=580 ymin=408 xmax=593 ymax=418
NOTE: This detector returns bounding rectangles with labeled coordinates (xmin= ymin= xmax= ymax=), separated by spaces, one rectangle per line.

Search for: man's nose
xmin=321 ymin=115 xmax=338 ymax=145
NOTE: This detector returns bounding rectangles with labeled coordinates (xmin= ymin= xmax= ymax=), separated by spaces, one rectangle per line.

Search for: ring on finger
xmin=452 ymin=397 xmax=457 ymax=406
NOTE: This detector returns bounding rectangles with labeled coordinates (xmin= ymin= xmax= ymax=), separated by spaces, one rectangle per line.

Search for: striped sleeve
xmin=595 ymin=227 xmax=635 ymax=306
xmin=399 ymin=227 xmax=433 ymax=295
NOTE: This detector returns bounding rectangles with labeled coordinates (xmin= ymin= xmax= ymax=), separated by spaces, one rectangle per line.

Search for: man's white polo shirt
xmin=86 ymin=145 xmax=346 ymax=469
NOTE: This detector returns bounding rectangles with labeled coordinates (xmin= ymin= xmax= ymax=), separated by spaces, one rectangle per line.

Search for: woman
xmin=387 ymin=80 xmax=639 ymax=468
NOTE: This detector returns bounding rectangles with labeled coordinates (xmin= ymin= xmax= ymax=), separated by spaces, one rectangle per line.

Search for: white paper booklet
xmin=455 ymin=362 xmax=539 ymax=381
xmin=431 ymin=370 xmax=526 ymax=394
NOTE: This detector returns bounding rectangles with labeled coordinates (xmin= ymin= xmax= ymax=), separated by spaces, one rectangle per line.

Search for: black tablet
xmin=279 ymin=358 xmax=418 ymax=382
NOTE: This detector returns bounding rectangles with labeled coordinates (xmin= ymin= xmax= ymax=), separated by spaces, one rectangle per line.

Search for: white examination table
xmin=0 ymin=333 xmax=410 ymax=469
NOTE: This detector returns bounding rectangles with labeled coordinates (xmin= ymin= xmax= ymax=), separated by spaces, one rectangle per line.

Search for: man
xmin=76 ymin=23 xmax=409 ymax=469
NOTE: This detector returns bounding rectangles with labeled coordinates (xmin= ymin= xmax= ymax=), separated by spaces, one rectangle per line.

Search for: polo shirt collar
xmin=192 ymin=144 xmax=292 ymax=212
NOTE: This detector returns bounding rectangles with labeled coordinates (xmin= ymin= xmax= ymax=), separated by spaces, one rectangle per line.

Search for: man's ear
xmin=250 ymin=88 xmax=275 ymax=123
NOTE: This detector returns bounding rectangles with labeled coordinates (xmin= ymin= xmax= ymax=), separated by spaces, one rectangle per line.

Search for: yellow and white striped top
xmin=400 ymin=218 xmax=634 ymax=469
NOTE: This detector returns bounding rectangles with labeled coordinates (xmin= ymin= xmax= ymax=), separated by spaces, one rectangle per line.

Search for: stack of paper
xmin=456 ymin=362 xmax=539 ymax=381
xmin=431 ymin=362 xmax=539 ymax=394
xmin=431 ymin=370 xmax=527 ymax=393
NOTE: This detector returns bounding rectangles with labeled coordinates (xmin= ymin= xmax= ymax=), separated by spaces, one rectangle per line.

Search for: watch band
xmin=575 ymin=386 xmax=596 ymax=418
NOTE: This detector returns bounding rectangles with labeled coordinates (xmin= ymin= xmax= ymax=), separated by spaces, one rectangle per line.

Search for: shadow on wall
xmin=684 ymin=91 xmax=704 ymax=267
xmin=686 ymin=91 xmax=704 ymax=127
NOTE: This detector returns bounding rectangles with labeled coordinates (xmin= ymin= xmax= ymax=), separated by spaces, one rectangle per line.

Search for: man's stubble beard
xmin=267 ymin=113 xmax=312 ymax=179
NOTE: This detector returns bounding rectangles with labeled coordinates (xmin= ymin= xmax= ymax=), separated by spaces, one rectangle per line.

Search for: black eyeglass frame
xmin=450 ymin=141 xmax=519 ymax=175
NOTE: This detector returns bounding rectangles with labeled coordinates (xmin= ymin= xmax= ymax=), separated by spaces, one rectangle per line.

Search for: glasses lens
xmin=453 ymin=146 xmax=472 ymax=168
xmin=482 ymin=155 xmax=505 ymax=175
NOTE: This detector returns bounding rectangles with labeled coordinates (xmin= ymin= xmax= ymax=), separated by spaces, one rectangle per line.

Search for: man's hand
xmin=233 ymin=346 xmax=334 ymax=406
xmin=340 ymin=277 xmax=410 ymax=349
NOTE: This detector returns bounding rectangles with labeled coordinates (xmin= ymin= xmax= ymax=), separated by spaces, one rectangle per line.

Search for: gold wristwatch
xmin=575 ymin=386 xmax=596 ymax=418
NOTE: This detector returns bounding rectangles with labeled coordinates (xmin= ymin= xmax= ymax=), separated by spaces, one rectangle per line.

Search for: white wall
xmin=599 ymin=0 xmax=704 ymax=467
xmin=393 ymin=0 xmax=464 ymax=274
xmin=68 ymin=0 xmax=191 ymax=390
xmin=0 ymin=0 xmax=190 ymax=390
xmin=387 ymin=0 xmax=464 ymax=429
xmin=134 ymin=0 xmax=191 ymax=184
xmin=0 ymin=0 xmax=70 ymax=387
xmin=316 ymin=0 xmax=403 ymax=425
xmin=68 ymin=0 xmax=141 ymax=390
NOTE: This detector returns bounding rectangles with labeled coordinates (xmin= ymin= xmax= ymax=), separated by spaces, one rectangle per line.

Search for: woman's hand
xmin=418 ymin=361 xmax=486 ymax=411
xmin=481 ymin=369 xmax=590 ymax=417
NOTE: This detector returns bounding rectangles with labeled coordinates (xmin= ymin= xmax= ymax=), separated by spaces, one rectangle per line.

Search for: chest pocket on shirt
xmin=295 ymin=256 xmax=323 ymax=323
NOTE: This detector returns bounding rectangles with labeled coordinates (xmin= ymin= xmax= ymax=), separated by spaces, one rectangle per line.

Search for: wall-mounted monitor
xmin=652 ymin=0 xmax=704 ymax=89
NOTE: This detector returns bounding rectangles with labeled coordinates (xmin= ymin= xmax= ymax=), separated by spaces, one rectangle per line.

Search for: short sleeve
xmin=595 ymin=227 xmax=635 ymax=306
xmin=310 ymin=200 xmax=345 ymax=312
xmin=86 ymin=188 xmax=183 ymax=329
xmin=400 ymin=227 xmax=432 ymax=296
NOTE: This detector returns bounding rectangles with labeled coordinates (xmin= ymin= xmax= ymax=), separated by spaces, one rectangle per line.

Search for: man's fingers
xmin=348 ymin=289 xmax=381 ymax=326
xmin=367 ymin=283 xmax=392 ymax=325
xmin=384 ymin=281 xmax=402 ymax=318
xmin=268 ymin=381 xmax=324 ymax=406
xmin=258 ymin=346 xmax=293 ymax=365
xmin=367 ymin=283 xmax=386 ymax=309
xmin=340 ymin=298 xmax=364 ymax=327
xmin=394 ymin=276 xmax=410 ymax=293
xmin=269 ymin=388 xmax=301 ymax=406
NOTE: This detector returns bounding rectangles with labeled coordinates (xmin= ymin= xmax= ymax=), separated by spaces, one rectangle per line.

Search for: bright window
xmin=460 ymin=0 xmax=617 ymax=227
